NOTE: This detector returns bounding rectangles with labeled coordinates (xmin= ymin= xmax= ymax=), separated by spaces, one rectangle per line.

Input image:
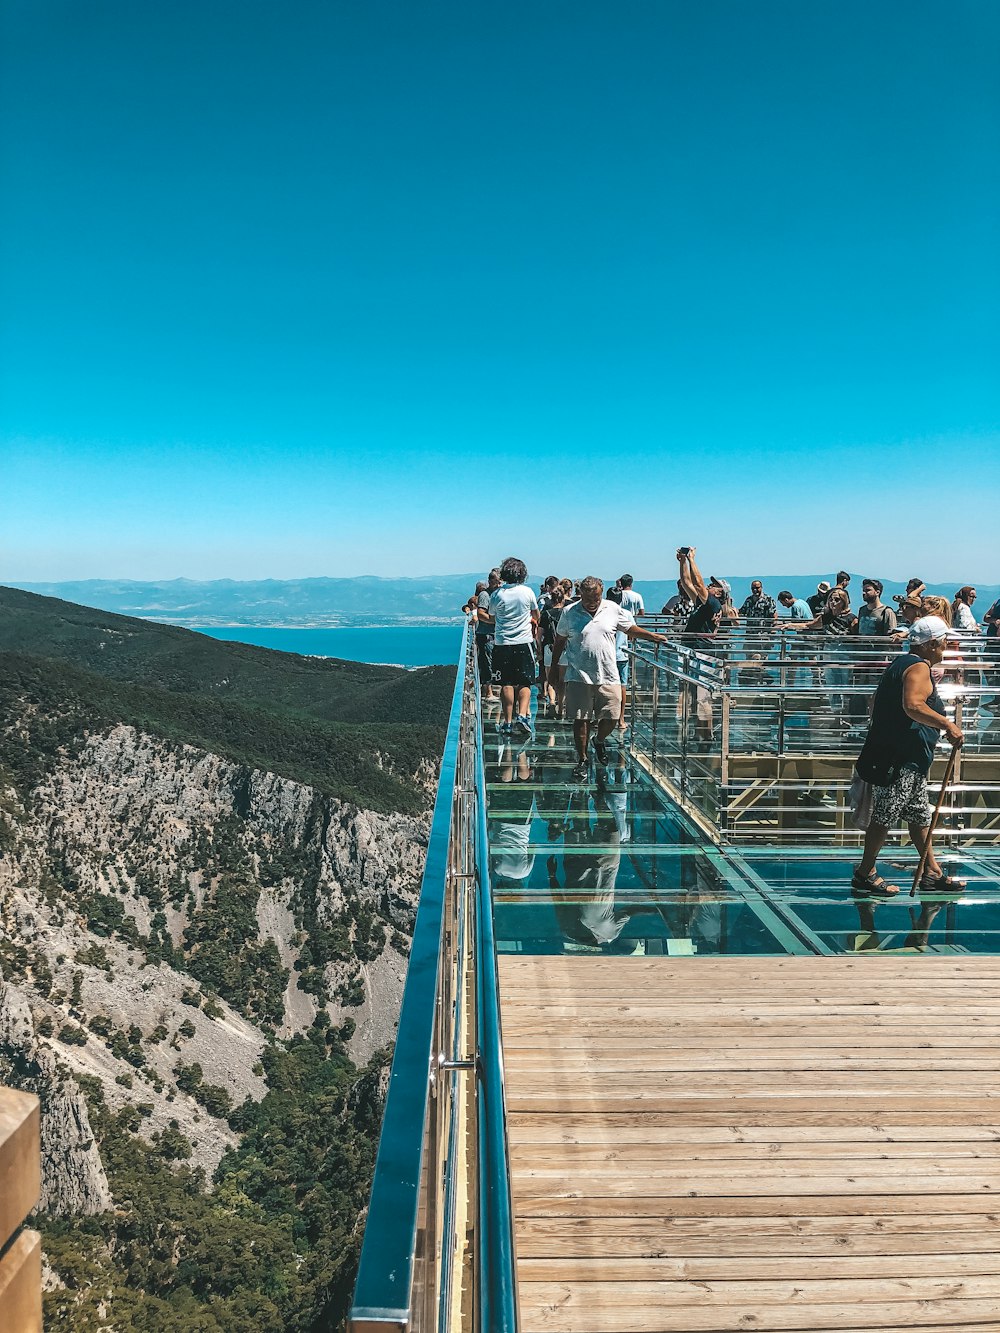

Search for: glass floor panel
xmin=483 ymin=699 xmax=1000 ymax=958
xmin=736 ymin=851 xmax=1000 ymax=955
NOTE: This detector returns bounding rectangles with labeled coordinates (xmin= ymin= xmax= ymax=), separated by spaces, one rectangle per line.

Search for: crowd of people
xmin=464 ymin=549 xmax=996 ymax=891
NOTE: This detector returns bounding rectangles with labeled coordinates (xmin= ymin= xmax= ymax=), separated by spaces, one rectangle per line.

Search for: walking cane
xmin=910 ymin=743 xmax=960 ymax=897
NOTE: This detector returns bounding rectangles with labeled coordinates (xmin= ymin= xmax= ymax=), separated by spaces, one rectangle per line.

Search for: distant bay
xmin=195 ymin=624 xmax=466 ymax=668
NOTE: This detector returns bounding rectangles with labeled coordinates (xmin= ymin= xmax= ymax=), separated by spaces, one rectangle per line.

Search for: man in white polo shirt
xmin=551 ymin=575 xmax=669 ymax=779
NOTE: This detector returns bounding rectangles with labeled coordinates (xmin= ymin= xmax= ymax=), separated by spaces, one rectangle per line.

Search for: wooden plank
xmin=519 ymin=1253 xmax=1000 ymax=1281
xmin=509 ymin=1121 xmax=1000 ymax=1143
xmin=0 ymin=1229 xmax=41 ymax=1333
xmin=514 ymin=1192 xmax=1000 ymax=1217
xmin=516 ymin=1216 xmax=1000 ymax=1259
xmin=512 ymin=1173 xmax=1000 ymax=1197
xmin=517 ymin=1292 xmax=1000 ymax=1332
xmin=509 ymin=1108 xmax=1000 ymax=1127
xmin=0 ymin=1089 xmax=40 ymax=1249
xmin=511 ymin=1141 xmax=1000 ymax=1163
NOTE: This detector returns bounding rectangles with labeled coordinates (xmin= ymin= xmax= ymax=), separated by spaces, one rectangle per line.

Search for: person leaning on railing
xmin=776 ymin=586 xmax=856 ymax=717
xmin=845 ymin=580 xmax=897 ymax=724
xmin=952 ymin=586 xmax=980 ymax=633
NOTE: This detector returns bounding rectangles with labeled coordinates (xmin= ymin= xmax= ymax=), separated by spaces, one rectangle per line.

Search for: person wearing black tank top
xmin=853 ymin=616 xmax=965 ymax=896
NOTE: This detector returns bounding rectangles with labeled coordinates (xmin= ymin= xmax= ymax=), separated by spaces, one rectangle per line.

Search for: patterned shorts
xmin=871 ymin=768 xmax=931 ymax=829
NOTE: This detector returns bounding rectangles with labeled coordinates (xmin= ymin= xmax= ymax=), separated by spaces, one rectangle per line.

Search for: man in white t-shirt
xmin=552 ymin=575 xmax=668 ymax=778
xmin=482 ymin=555 xmax=539 ymax=736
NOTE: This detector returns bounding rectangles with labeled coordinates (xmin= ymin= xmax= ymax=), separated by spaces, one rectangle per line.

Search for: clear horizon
xmin=2 ymin=1 xmax=998 ymax=582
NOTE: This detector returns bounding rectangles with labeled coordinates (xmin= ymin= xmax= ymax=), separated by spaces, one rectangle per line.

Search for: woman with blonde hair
xmin=920 ymin=595 xmax=952 ymax=627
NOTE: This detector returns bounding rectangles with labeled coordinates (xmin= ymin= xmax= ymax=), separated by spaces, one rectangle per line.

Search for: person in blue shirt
xmin=777 ymin=590 xmax=812 ymax=621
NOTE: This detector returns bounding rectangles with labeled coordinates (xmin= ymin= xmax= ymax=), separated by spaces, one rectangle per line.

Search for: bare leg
xmin=572 ymin=718 xmax=589 ymax=762
xmin=908 ymin=822 xmax=942 ymax=879
xmin=501 ymin=685 xmax=515 ymax=724
xmin=856 ymin=821 xmax=890 ymax=878
xmin=596 ymin=717 xmax=616 ymax=744
xmin=516 ymin=685 xmax=531 ymax=719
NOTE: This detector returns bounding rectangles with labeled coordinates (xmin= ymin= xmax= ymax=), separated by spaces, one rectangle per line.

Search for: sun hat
xmin=709 ymin=576 xmax=731 ymax=597
xmin=909 ymin=615 xmax=950 ymax=645
xmin=817 ymin=581 xmax=831 ymax=593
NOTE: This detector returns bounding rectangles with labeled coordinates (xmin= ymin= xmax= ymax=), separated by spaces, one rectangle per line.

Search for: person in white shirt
xmin=482 ymin=556 xmax=539 ymax=736
xmin=614 ymin=574 xmax=645 ymax=735
xmin=551 ymin=575 xmax=668 ymax=778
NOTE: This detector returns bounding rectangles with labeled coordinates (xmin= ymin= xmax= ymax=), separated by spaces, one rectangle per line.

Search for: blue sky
xmin=1 ymin=0 xmax=998 ymax=582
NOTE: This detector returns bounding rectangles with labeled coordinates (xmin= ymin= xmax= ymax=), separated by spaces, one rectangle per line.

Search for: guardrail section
xmin=628 ymin=624 xmax=1000 ymax=845
xmin=349 ymin=630 xmax=517 ymax=1332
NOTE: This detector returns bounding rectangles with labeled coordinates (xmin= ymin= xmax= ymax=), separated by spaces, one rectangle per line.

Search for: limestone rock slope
xmin=0 ymin=717 xmax=429 ymax=1205
xmin=0 ymin=978 xmax=111 ymax=1215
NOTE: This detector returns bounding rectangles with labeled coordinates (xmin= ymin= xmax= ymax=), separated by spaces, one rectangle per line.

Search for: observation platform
xmin=351 ymin=626 xmax=1000 ymax=1333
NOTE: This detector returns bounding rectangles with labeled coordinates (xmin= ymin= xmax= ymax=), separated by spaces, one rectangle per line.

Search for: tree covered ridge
xmin=0 ymin=649 xmax=442 ymax=815
xmin=0 ymin=582 xmax=456 ymax=728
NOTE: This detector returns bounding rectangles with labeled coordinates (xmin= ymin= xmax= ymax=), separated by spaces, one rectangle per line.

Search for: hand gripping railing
xmin=349 ymin=626 xmax=518 ymax=1333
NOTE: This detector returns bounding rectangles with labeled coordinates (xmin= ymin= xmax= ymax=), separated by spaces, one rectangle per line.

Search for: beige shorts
xmin=564 ymin=680 xmax=622 ymax=722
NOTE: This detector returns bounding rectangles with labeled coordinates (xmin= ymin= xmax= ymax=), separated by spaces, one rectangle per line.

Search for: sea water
xmin=195 ymin=624 xmax=465 ymax=668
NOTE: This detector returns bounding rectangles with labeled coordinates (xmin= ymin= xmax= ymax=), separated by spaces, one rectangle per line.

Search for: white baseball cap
xmin=909 ymin=615 xmax=950 ymax=645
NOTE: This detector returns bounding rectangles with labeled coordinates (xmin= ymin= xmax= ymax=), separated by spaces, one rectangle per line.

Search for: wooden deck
xmin=498 ymin=954 xmax=1000 ymax=1333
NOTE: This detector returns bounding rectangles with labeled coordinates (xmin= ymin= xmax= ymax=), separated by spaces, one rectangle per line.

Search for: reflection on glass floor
xmin=484 ymin=698 xmax=1000 ymax=959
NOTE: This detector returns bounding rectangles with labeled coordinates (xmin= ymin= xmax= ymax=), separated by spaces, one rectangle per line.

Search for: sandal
xmin=919 ymin=871 xmax=967 ymax=892
xmin=851 ymin=868 xmax=900 ymax=897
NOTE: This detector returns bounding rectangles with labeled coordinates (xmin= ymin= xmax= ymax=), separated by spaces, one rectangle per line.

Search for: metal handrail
xmin=350 ymin=635 xmax=469 ymax=1329
xmin=349 ymin=625 xmax=518 ymax=1332
xmin=472 ymin=694 xmax=519 ymax=1333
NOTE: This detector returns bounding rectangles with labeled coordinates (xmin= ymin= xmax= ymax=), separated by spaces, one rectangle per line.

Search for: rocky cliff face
xmin=0 ymin=720 xmax=429 ymax=1204
xmin=0 ymin=978 xmax=111 ymax=1215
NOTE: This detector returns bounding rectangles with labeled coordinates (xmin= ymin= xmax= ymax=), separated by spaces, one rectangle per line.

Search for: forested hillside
xmin=0 ymin=587 xmax=453 ymax=1328
xmin=0 ymin=584 xmax=455 ymax=726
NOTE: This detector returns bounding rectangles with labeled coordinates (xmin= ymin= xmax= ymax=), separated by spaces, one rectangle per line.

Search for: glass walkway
xmin=349 ymin=627 xmax=1000 ymax=1333
xmin=487 ymin=699 xmax=1000 ymax=961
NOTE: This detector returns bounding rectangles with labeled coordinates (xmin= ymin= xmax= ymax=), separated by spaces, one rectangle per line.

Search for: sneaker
xmin=571 ymin=761 xmax=589 ymax=782
xmin=592 ymin=739 xmax=609 ymax=764
xmin=513 ymin=714 xmax=533 ymax=736
xmin=496 ymin=720 xmax=513 ymax=736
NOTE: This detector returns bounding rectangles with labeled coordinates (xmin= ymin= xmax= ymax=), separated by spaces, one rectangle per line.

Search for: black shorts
xmin=491 ymin=643 xmax=536 ymax=689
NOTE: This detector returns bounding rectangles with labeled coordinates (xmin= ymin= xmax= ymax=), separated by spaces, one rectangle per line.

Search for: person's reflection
xmin=547 ymin=788 xmax=634 ymax=950
xmin=848 ymin=886 xmax=890 ymax=951
xmin=848 ymin=882 xmax=962 ymax=951
xmin=532 ymin=722 xmax=575 ymax=841
xmin=901 ymin=898 xmax=948 ymax=952
xmin=489 ymin=740 xmax=536 ymax=896
xmin=599 ymin=761 xmax=631 ymax=844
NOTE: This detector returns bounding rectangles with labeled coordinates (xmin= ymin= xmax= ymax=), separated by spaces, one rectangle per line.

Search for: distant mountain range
xmin=11 ymin=574 xmax=1000 ymax=626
